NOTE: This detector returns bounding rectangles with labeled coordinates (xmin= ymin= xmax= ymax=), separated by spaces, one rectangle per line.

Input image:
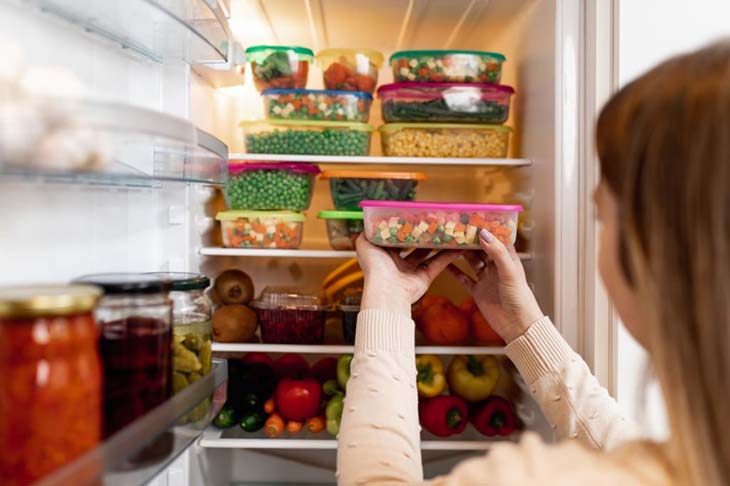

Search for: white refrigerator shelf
xmin=230 ymin=153 xmax=532 ymax=167
xmin=212 ymin=342 xmax=506 ymax=355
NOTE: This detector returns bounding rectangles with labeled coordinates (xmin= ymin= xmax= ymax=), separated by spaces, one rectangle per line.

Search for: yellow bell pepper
xmin=447 ymin=355 xmax=500 ymax=402
xmin=415 ymin=355 xmax=447 ymax=398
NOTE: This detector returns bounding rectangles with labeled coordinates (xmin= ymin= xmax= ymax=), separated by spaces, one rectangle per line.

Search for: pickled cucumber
xmin=172 ymin=320 xmax=212 ymax=395
xmin=199 ymin=341 xmax=212 ymax=374
xmin=173 ymin=372 xmax=189 ymax=393
xmin=183 ymin=333 xmax=203 ymax=352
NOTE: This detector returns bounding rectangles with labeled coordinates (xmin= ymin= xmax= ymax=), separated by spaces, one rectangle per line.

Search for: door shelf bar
xmin=212 ymin=343 xmax=505 ymax=355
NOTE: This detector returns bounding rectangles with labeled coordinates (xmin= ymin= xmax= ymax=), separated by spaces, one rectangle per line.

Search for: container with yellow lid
xmin=320 ymin=170 xmax=427 ymax=211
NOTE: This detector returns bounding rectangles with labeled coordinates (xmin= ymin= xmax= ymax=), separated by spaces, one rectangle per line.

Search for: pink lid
xmin=229 ymin=161 xmax=321 ymax=175
xmin=360 ymin=200 xmax=523 ymax=212
xmin=378 ymin=82 xmax=515 ymax=99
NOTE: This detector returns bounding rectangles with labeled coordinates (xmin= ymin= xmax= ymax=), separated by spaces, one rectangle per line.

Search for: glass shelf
xmin=35 ymin=359 xmax=227 ymax=486
xmin=33 ymin=0 xmax=230 ymax=64
xmin=0 ymin=98 xmax=228 ymax=187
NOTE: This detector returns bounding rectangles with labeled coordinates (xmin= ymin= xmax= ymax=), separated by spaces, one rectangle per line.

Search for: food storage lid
xmin=262 ymin=88 xmax=373 ymax=100
xmin=73 ymin=273 xmax=171 ymax=295
xmin=251 ymin=287 xmax=327 ymax=310
xmin=317 ymin=210 xmax=365 ymax=220
xmin=377 ymin=82 xmax=515 ymax=98
xmin=320 ymin=170 xmax=427 ymax=180
xmin=379 ymin=122 xmax=513 ymax=134
xmin=240 ymin=119 xmax=374 ymax=131
xmin=359 ymin=200 xmax=523 ymax=212
xmin=228 ymin=161 xmax=321 ymax=175
xmin=245 ymin=45 xmax=314 ymax=62
xmin=0 ymin=284 xmax=102 ymax=318
xmin=144 ymin=272 xmax=211 ymax=291
xmin=216 ymin=210 xmax=306 ymax=222
xmin=316 ymin=48 xmax=385 ymax=67
xmin=389 ymin=49 xmax=506 ymax=62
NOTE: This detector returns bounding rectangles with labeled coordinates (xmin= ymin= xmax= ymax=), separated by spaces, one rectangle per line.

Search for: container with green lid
xmin=245 ymin=45 xmax=314 ymax=92
xmin=379 ymin=122 xmax=512 ymax=158
xmin=390 ymin=49 xmax=506 ymax=84
xmin=217 ymin=210 xmax=306 ymax=249
xmin=318 ymin=210 xmax=365 ymax=251
xmin=241 ymin=119 xmax=373 ymax=156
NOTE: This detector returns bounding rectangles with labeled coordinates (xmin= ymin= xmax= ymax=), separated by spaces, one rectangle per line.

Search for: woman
xmin=338 ymin=40 xmax=730 ymax=485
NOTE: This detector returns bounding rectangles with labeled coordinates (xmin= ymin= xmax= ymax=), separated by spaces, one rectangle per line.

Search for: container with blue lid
xmin=262 ymin=88 xmax=373 ymax=123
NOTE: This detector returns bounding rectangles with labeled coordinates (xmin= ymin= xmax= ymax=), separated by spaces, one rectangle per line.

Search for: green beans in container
xmin=225 ymin=162 xmax=321 ymax=211
xmin=320 ymin=170 xmax=427 ymax=211
xmin=241 ymin=119 xmax=373 ymax=156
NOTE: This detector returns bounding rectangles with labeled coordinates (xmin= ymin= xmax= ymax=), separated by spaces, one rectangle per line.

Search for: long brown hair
xmin=596 ymin=40 xmax=730 ymax=484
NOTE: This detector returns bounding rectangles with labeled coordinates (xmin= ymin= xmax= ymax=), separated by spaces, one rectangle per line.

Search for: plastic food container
xmin=250 ymin=287 xmax=328 ymax=344
xmin=318 ymin=210 xmax=365 ymax=251
xmin=338 ymin=288 xmax=362 ymax=345
xmin=216 ymin=210 xmax=305 ymax=249
xmin=378 ymin=82 xmax=514 ymax=124
xmin=320 ymin=170 xmax=427 ymax=211
xmin=245 ymin=45 xmax=313 ymax=92
xmin=242 ymin=120 xmax=373 ymax=156
xmin=380 ymin=123 xmax=511 ymax=158
xmin=316 ymin=48 xmax=384 ymax=94
xmin=225 ymin=161 xmax=320 ymax=211
xmin=361 ymin=201 xmax=522 ymax=248
xmin=262 ymin=88 xmax=373 ymax=122
xmin=390 ymin=50 xmax=505 ymax=84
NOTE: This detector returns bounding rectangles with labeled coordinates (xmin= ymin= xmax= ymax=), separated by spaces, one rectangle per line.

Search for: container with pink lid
xmin=361 ymin=200 xmax=522 ymax=249
xmin=378 ymin=82 xmax=515 ymax=124
xmin=224 ymin=161 xmax=321 ymax=211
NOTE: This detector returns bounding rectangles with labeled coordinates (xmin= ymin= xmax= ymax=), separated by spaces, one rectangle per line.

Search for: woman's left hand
xmin=356 ymin=234 xmax=463 ymax=317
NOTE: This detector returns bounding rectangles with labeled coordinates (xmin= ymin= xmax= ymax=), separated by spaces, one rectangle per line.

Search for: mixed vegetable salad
xmin=246 ymin=45 xmax=313 ymax=92
xmin=262 ymin=89 xmax=372 ymax=123
xmin=242 ymin=120 xmax=372 ymax=156
xmin=217 ymin=210 xmax=305 ymax=249
xmin=390 ymin=50 xmax=505 ymax=84
xmin=224 ymin=162 xmax=319 ymax=211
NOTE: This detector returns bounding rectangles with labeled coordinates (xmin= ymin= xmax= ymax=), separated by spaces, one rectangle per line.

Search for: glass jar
xmin=0 ymin=285 xmax=102 ymax=486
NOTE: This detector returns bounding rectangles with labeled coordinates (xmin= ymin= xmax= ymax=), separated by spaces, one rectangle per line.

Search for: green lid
xmin=390 ymin=49 xmax=506 ymax=63
xmin=216 ymin=210 xmax=306 ymax=222
xmin=317 ymin=210 xmax=365 ymax=220
xmin=240 ymin=119 xmax=374 ymax=131
xmin=245 ymin=45 xmax=314 ymax=63
xmin=379 ymin=122 xmax=513 ymax=134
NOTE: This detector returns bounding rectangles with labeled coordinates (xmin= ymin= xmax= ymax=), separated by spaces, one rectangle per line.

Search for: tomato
xmin=471 ymin=311 xmax=505 ymax=345
xmin=273 ymin=353 xmax=309 ymax=380
xmin=275 ymin=377 xmax=322 ymax=421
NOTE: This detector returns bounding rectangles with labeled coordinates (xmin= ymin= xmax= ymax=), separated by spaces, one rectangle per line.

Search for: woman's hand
xmin=448 ymin=229 xmax=543 ymax=343
xmin=356 ymin=235 xmax=463 ymax=317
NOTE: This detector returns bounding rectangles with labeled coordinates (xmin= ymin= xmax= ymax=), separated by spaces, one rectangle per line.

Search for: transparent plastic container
xmin=320 ymin=170 xmax=427 ymax=211
xmin=245 ymin=45 xmax=313 ymax=92
xmin=390 ymin=50 xmax=505 ymax=84
xmin=380 ymin=123 xmax=511 ymax=158
xmin=317 ymin=210 xmax=365 ymax=251
xmin=262 ymin=88 xmax=373 ymax=122
xmin=241 ymin=120 xmax=373 ymax=156
xmin=250 ymin=287 xmax=328 ymax=344
xmin=378 ymin=82 xmax=515 ymax=124
xmin=315 ymin=48 xmax=384 ymax=94
xmin=225 ymin=161 xmax=320 ymax=211
xmin=216 ymin=210 xmax=305 ymax=249
xmin=361 ymin=201 xmax=522 ymax=249
xmin=338 ymin=288 xmax=362 ymax=345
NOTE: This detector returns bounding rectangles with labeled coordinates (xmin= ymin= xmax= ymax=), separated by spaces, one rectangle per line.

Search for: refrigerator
xmin=0 ymin=0 xmax=634 ymax=484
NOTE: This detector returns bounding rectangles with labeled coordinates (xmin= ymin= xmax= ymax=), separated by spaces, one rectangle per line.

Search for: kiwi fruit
xmin=212 ymin=305 xmax=258 ymax=343
xmin=215 ymin=269 xmax=254 ymax=305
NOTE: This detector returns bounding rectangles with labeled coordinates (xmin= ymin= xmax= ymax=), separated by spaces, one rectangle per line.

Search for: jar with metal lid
xmin=0 ymin=284 xmax=103 ymax=486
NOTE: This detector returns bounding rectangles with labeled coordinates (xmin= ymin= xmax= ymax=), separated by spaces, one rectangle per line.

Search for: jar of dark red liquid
xmin=0 ymin=285 xmax=103 ymax=486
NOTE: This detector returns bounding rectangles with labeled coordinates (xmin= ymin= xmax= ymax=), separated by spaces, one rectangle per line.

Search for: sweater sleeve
xmin=505 ymin=316 xmax=640 ymax=451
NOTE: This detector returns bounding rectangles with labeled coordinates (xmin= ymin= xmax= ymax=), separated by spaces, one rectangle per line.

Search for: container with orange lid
xmin=0 ymin=285 xmax=103 ymax=486
xmin=320 ymin=170 xmax=427 ymax=211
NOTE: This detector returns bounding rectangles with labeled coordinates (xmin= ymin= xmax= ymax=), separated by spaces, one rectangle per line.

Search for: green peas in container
xmin=225 ymin=162 xmax=321 ymax=211
xmin=241 ymin=119 xmax=373 ymax=156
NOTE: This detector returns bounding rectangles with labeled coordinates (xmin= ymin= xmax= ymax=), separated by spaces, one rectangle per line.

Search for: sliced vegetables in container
xmin=380 ymin=122 xmax=511 ymax=158
xmin=316 ymin=48 xmax=384 ymax=94
xmin=225 ymin=161 xmax=320 ymax=211
xmin=378 ymin=82 xmax=514 ymax=124
xmin=317 ymin=210 xmax=365 ymax=251
xmin=246 ymin=45 xmax=313 ymax=92
xmin=216 ymin=210 xmax=305 ymax=249
xmin=250 ymin=287 xmax=329 ymax=344
xmin=262 ymin=88 xmax=373 ymax=122
xmin=390 ymin=50 xmax=505 ymax=84
xmin=360 ymin=201 xmax=522 ymax=249
xmin=242 ymin=120 xmax=373 ymax=156
xmin=320 ymin=170 xmax=427 ymax=211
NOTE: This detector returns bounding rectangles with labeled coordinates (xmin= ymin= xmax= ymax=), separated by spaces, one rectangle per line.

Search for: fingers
xmin=447 ymin=264 xmax=475 ymax=292
xmin=463 ymin=251 xmax=487 ymax=274
xmin=420 ymin=250 xmax=464 ymax=282
xmin=478 ymin=230 xmax=517 ymax=280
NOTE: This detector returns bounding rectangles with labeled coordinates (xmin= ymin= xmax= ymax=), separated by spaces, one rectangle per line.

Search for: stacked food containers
xmin=378 ymin=50 xmax=514 ymax=158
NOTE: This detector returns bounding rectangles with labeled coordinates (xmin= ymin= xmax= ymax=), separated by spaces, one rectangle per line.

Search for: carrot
xmin=427 ymin=222 xmax=439 ymax=234
xmin=402 ymin=222 xmax=414 ymax=234
xmin=305 ymin=416 xmax=325 ymax=434
xmin=265 ymin=413 xmax=284 ymax=438
xmin=468 ymin=214 xmax=484 ymax=226
xmin=252 ymin=223 xmax=266 ymax=233
xmin=264 ymin=398 xmax=276 ymax=414
xmin=454 ymin=223 xmax=466 ymax=233
xmin=286 ymin=420 xmax=303 ymax=434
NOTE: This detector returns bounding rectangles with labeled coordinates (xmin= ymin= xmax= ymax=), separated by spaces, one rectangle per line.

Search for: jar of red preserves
xmin=0 ymin=285 xmax=103 ymax=486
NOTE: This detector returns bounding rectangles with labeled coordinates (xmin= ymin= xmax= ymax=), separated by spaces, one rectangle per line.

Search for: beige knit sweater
xmin=337 ymin=310 xmax=672 ymax=485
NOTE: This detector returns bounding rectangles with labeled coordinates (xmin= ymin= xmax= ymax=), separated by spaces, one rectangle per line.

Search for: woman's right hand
xmin=448 ymin=229 xmax=543 ymax=343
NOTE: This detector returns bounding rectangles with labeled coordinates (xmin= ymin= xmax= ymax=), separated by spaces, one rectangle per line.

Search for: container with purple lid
xmin=224 ymin=161 xmax=321 ymax=211
xmin=377 ymin=82 xmax=515 ymax=124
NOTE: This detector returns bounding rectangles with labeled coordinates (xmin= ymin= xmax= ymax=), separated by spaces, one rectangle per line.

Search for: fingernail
xmin=480 ymin=229 xmax=494 ymax=243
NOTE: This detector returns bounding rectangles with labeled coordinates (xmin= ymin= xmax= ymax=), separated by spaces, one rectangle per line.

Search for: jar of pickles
xmin=0 ymin=285 xmax=102 ymax=486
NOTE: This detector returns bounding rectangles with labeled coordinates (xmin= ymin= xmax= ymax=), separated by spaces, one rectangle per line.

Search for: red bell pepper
xmin=311 ymin=357 xmax=338 ymax=384
xmin=470 ymin=396 xmax=520 ymax=437
xmin=273 ymin=353 xmax=310 ymax=380
xmin=242 ymin=352 xmax=274 ymax=368
xmin=419 ymin=395 xmax=468 ymax=437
